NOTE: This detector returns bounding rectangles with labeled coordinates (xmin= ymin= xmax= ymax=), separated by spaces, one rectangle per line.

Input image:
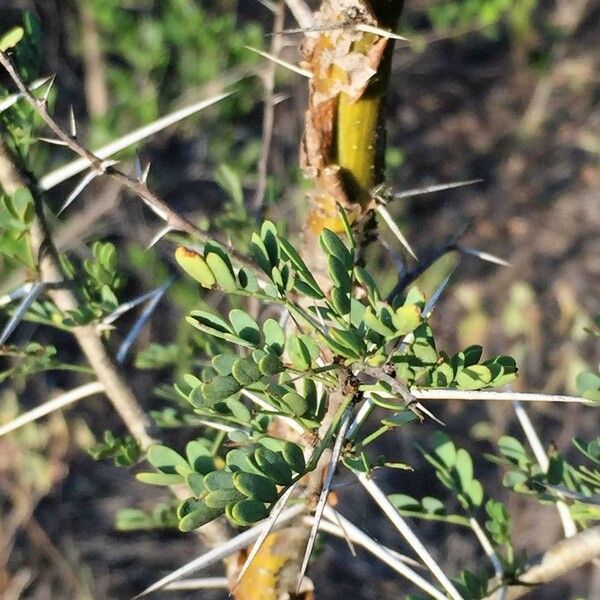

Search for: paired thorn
xmin=116 ymin=278 xmax=174 ymax=365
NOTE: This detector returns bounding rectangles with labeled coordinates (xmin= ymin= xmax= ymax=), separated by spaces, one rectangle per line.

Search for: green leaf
xmin=432 ymin=432 xmax=456 ymax=468
xmin=0 ymin=27 xmax=24 ymax=51
xmin=206 ymin=251 xmax=237 ymax=292
xmin=389 ymin=494 xmax=421 ymax=512
xmin=215 ymin=164 xmax=243 ymax=206
xmin=263 ymin=319 xmax=285 ymax=354
xmin=455 ymin=448 xmax=474 ymax=489
xmin=391 ymin=304 xmax=422 ymax=336
xmin=331 ymin=286 xmax=351 ymax=316
xmin=233 ymin=472 xmax=278 ymax=502
xmin=202 ymin=375 xmax=241 ymax=403
xmin=226 ymin=448 xmax=263 ymax=474
xmin=254 ymin=447 xmax=293 ymax=485
xmin=179 ymin=502 xmax=223 ymax=531
xmin=463 ymin=345 xmax=483 ymax=367
xmin=229 ymin=309 xmax=261 ymax=346
xmin=212 ymin=354 xmax=238 ymax=375
xmin=259 ymin=353 xmax=284 ymax=376
xmin=205 ymin=488 xmax=246 ymax=509
xmin=187 ymin=473 xmax=205 ymax=496
xmin=282 ymin=441 xmax=306 ymax=473
xmin=229 ymin=499 xmax=268 ymax=525
xmin=281 ymin=390 xmax=308 ymax=417
xmin=224 ymin=396 xmax=252 ymax=422
xmin=319 ymin=229 xmax=352 ymax=269
xmin=286 ymin=334 xmax=312 ymax=371
xmin=422 ymin=496 xmax=446 ymax=514
xmin=238 ymin=267 xmax=259 ymax=292
xmin=147 ymin=445 xmax=189 ymax=474
xmin=136 ymin=472 xmax=185 ymax=486
xmin=261 ymin=221 xmax=280 ymax=268
xmin=175 ymin=247 xmax=216 ymax=288
xmin=250 ymin=233 xmax=272 ymax=274
xmin=455 ymin=365 xmax=493 ymax=390
xmin=204 ymin=470 xmax=235 ymax=491
xmin=328 ymin=255 xmax=352 ymax=291
xmin=186 ymin=440 xmax=214 ymax=474
xmin=231 ymin=357 xmax=262 ymax=385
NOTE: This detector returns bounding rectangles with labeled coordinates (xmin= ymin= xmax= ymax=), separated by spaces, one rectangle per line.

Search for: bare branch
xmin=484 ymin=526 xmax=600 ymax=600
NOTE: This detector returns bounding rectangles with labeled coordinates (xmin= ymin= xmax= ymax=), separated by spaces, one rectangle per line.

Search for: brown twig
xmin=251 ymin=0 xmax=285 ymax=217
xmin=484 ymin=526 xmax=600 ymax=600
xmin=0 ymin=51 xmax=257 ymax=273
xmin=0 ymin=139 xmax=155 ymax=450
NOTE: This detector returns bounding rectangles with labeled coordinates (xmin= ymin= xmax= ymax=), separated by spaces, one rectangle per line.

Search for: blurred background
xmin=0 ymin=0 xmax=599 ymax=598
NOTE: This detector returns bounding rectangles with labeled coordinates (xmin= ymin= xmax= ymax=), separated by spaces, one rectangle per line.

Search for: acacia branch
xmin=0 ymin=139 xmax=155 ymax=450
xmin=0 ymin=51 xmax=257 ymax=273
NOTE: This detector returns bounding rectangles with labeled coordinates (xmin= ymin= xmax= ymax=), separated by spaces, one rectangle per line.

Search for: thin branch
xmin=483 ymin=526 xmax=600 ymax=600
xmin=0 ymin=51 xmax=260 ymax=273
xmin=0 ymin=138 xmax=155 ymax=449
xmin=251 ymin=1 xmax=286 ymax=217
xmin=284 ymin=0 xmax=314 ymax=29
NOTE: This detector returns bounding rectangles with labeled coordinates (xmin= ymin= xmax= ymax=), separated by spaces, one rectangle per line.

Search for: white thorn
xmin=356 ymin=23 xmax=411 ymax=42
xmin=40 ymin=91 xmax=235 ymax=191
xmin=377 ymin=205 xmax=418 ymax=260
xmin=146 ymin=225 xmax=174 ymax=250
xmin=0 ymin=381 xmax=104 ymax=437
xmin=457 ymin=245 xmax=511 ymax=267
xmin=513 ymin=400 xmax=578 ymax=537
xmin=357 ymin=473 xmax=464 ymax=600
xmin=142 ymin=161 xmax=151 ymax=184
xmin=297 ymin=408 xmax=352 ymax=592
xmin=245 ymin=46 xmax=312 ymax=78
xmin=133 ymin=504 xmax=305 ymax=598
xmin=163 ymin=578 xmax=229 ymax=591
xmin=233 ymin=483 xmax=298 ymax=590
xmin=0 ymin=75 xmax=54 ymax=114
xmin=116 ymin=278 xmax=174 ymax=364
xmin=58 ymin=170 xmax=98 ymax=214
xmin=135 ymin=155 xmax=143 ymax=181
xmin=0 ymin=282 xmax=45 ymax=345
xmin=0 ymin=282 xmax=36 ymax=308
xmin=38 ymin=137 xmax=69 ymax=146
